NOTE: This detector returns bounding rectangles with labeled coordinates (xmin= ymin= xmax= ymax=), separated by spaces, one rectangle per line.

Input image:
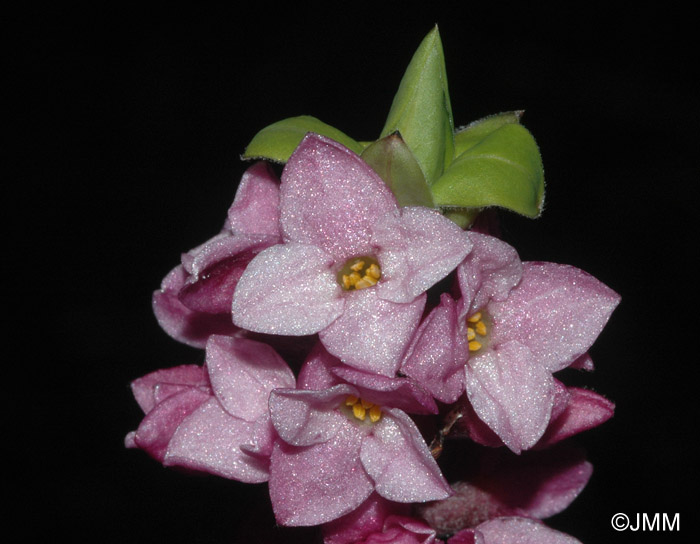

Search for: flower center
xmin=344 ymin=395 xmax=382 ymax=423
xmin=467 ymin=311 xmax=489 ymax=352
xmin=338 ymin=256 xmax=382 ymax=290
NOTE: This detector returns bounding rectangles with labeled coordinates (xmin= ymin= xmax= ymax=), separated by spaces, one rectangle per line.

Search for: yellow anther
xmin=349 ymin=272 xmax=362 ymax=284
xmin=469 ymin=340 xmax=482 ymax=352
xmin=367 ymin=264 xmax=381 ymax=279
xmin=360 ymin=398 xmax=374 ymax=409
xmin=350 ymin=260 xmax=365 ymax=272
xmin=355 ymin=278 xmax=373 ymax=290
xmin=345 ymin=395 xmax=359 ymax=406
xmin=369 ymin=405 xmax=382 ymax=423
xmin=467 ymin=327 xmax=476 ymax=340
xmin=342 ymin=275 xmax=353 ymax=289
xmin=468 ymin=312 xmax=482 ymax=323
xmin=352 ymin=403 xmax=367 ymax=421
xmin=475 ymin=321 xmax=487 ymax=336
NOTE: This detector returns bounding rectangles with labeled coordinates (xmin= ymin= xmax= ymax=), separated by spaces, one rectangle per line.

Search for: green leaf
xmin=380 ymin=26 xmax=454 ymax=185
xmin=242 ymin=115 xmax=363 ymax=162
xmin=454 ymin=111 xmax=523 ymax=156
xmin=430 ymin=124 xmax=545 ymax=218
xmin=441 ymin=208 xmax=482 ymax=229
xmin=361 ymin=133 xmax=435 ymax=208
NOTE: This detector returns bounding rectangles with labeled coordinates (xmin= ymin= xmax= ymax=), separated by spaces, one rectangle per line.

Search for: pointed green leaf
xmin=361 ymin=133 xmax=435 ymax=208
xmin=430 ymin=124 xmax=545 ymax=218
xmin=242 ymin=115 xmax=363 ymax=162
xmin=454 ymin=111 xmax=523 ymax=156
xmin=380 ymin=26 xmax=454 ymax=185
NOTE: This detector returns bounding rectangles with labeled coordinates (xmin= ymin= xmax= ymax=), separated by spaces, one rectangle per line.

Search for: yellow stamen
xmin=345 ymin=395 xmax=358 ymax=406
xmin=338 ymin=256 xmax=382 ymax=290
xmin=475 ymin=321 xmax=487 ymax=336
xmin=350 ymin=260 xmax=365 ymax=272
xmin=352 ymin=403 xmax=366 ymax=421
xmin=355 ymin=278 xmax=373 ymax=290
xmin=467 ymin=312 xmax=482 ymax=323
xmin=467 ymin=327 xmax=476 ymax=341
xmin=369 ymin=405 xmax=382 ymax=423
xmin=360 ymin=398 xmax=374 ymax=409
xmin=469 ymin=340 xmax=482 ymax=352
xmin=367 ymin=264 xmax=381 ymax=279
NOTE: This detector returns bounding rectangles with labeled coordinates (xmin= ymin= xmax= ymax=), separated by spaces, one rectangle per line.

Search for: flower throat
xmin=338 ymin=256 xmax=381 ymax=290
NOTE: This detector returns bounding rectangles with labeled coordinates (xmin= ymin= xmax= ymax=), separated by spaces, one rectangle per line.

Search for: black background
xmin=15 ymin=4 xmax=696 ymax=543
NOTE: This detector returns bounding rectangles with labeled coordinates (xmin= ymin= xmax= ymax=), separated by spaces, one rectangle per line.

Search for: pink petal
xmin=130 ymin=364 xmax=208 ymax=413
xmin=332 ymin=366 xmax=438 ymax=415
xmin=456 ymin=232 xmax=522 ymax=316
xmin=320 ymin=289 xmax=425 ymax=376
xmin=232 ymin=243 xmax=344 ymax=335
xmin=361 ymin=409 xmax=451 ymax=503
xmin=153 ymin=266 xmax=238 ymax=348
xmin=373 ymin=207 xmax=472 ymax=304
xmin=489 ymin=262 xmax=620 ymax=372
xmin=269 ymin=418 xmax=374 ymax=526
xmin=298 ymin=343 xmax=344 ymax=391
xmin=466 ymin=341 xmax=556 ymax=453
xmin=474 ymin=517 xmax=582 ymax=544
xmin=227 ymin=161 xmax=281 ymax=236
xmin=448 ymin=530 xmax=484 ymax=544
xmin=280 ymin=133 xmax=397 ymax=262
xmin=129 ymin=388 xmax=211 ymax=461
xmin=536 ymin=387 xmax=615 ymax=448
xmin=269 ymin=385 xmax=356 ymax=447
xmin=206 ymin=335 xmax=295 ymax=422
xmin=323 ymin=494 xmax=411 ymax=544
xmin=569 ymin=353 xmax=594 ymax=371
xmin=401 ymin=293 xmax=467 ymax=404
xmin=164 ymin=397 xmax=270 ymax=483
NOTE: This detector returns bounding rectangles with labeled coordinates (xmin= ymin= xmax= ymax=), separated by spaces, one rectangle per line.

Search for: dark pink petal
xmin=466 ymin=341 xmax=556 ymax=453
xmin=536 ymin=387 xmax=615 ymax=448
xmin=448 ymin=398 xmax=505 ymax=448
xmin=474 ymin=517 xmax=582 ymax=543
xmin=569 ymin=353 xmax=594 ymax=371
xmin=164 ymin=397 xmax=270 ymax=483
xmin=227 ymin=161 xmax=281 ymax=236
xmin=280 ymin=133 xmax=397 ymax=262
xmin=489 ymin=262 xmax=620 ymax=372
xmin=130 ymin=364 xmax=208 ymax=413
xmin=401 ymin=293 xmax=467 ymax=404
xmin=373 ymin=207 xmax=471 ymax=304
xmin=323 ymin=494 xmax=411 ymax=544
xmin=320 ymin=289 xmax=425 ymax=376
xmin=232 ymin=243 xmax=344 ymax=335
xmin=269 ymin=418 xmax=374 ymax=526
xmin=448 ymin=529 xmax=483 ymax=544
xmin=128 ymin=388 xmax=210 ymax=461
xmin=456 ymin=233 xmax=522 ymax=316
xmin=206 ymin=335 xmax=295 ymax=422
xmin=379 ymin=516 xmax=439 ymax=544
xmin=179 ymin=234 xmax=277 ymax=314
xmin=332 ymin=366 xmax=438 ymax=415
xmin=153 ymin=266 xmax=239 ymax=348
xmin=239 ymin=411 xmax=276 ymax=459
xmin=298 ymin=343 xmax=344 ymax=391
xmin=269 ymin=385 xmax=356 ymax=447
xmin=361 ymin=409 xmax=451 ymax=503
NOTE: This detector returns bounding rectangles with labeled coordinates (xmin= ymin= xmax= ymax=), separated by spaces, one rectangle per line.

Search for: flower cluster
xmin=126 ymin=29 xmax=619 ymax=543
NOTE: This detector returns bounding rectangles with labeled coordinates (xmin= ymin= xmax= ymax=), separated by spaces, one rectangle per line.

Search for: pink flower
xmin=126 ymin=334 xmax=294 ymax=482
xmin=266 ymin=345 xmax=451 ymax=526
xmin=402 ymin=232 xmax=619 ymax=452
xmin=232 ymin=133 xmax=471 ymax=376
xmin=153 ymin=162 xmax=281 ymax=348
xmin=448 ymin=517 xmax=582 ymax=544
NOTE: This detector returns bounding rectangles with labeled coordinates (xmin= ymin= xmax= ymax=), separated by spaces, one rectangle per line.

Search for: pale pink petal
xmin=320 ymin=289 xmax=425 ymax=376
xmin=232 ymin=243 xmax=344 ymax=335
xmin=466 ymin=341 xmax=556 ymax=453
xmin=489 ymin=262 xmax=620 ymax=372
xmin=457 ymin=232 xmax=522 ymax=316
xmin=569 ymin=353 xmax=594 ymax=371
xmin=536 ymin=387 xmax=615 ymax=448
xmin=382 ymin=516 xmax=439 ymax=544
xmin=206 ymin=335 xmax=295 ymax=422
xmin=129 ymin=388 xmax=211 ymax=461
xmin=401 ymin=293 xmax=467 ymax=404
xmin=475 ymin=517 xmax=582 ymax=544
xmin=323 ymin=494 xmax=411 ymax=544
xmin=298 ymin=343 xmax=344 ymax=391
xmin=361 ymin=408 xmax=451 ymax=503
xmin=269 ymin=418 xmax=374 ymax=526
xmin=374 ymin=207 xmax=471 ymax=304
xmin=130 ymin=364 xmax=208 ymax=413
xmin=332 ymin=366 xmax=438 ymax=415
xmin=164 ymin=397 xmax=269 ymax=483
xmin=153 ymin=266 xmax=238 ymax=347
xmin=269 ymin=385 xmax=356 ymax=447
xmin=280 ymin=133 xmax=397 ymax=262
xmin=227 ymin=161 xmax=281 ymax=236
